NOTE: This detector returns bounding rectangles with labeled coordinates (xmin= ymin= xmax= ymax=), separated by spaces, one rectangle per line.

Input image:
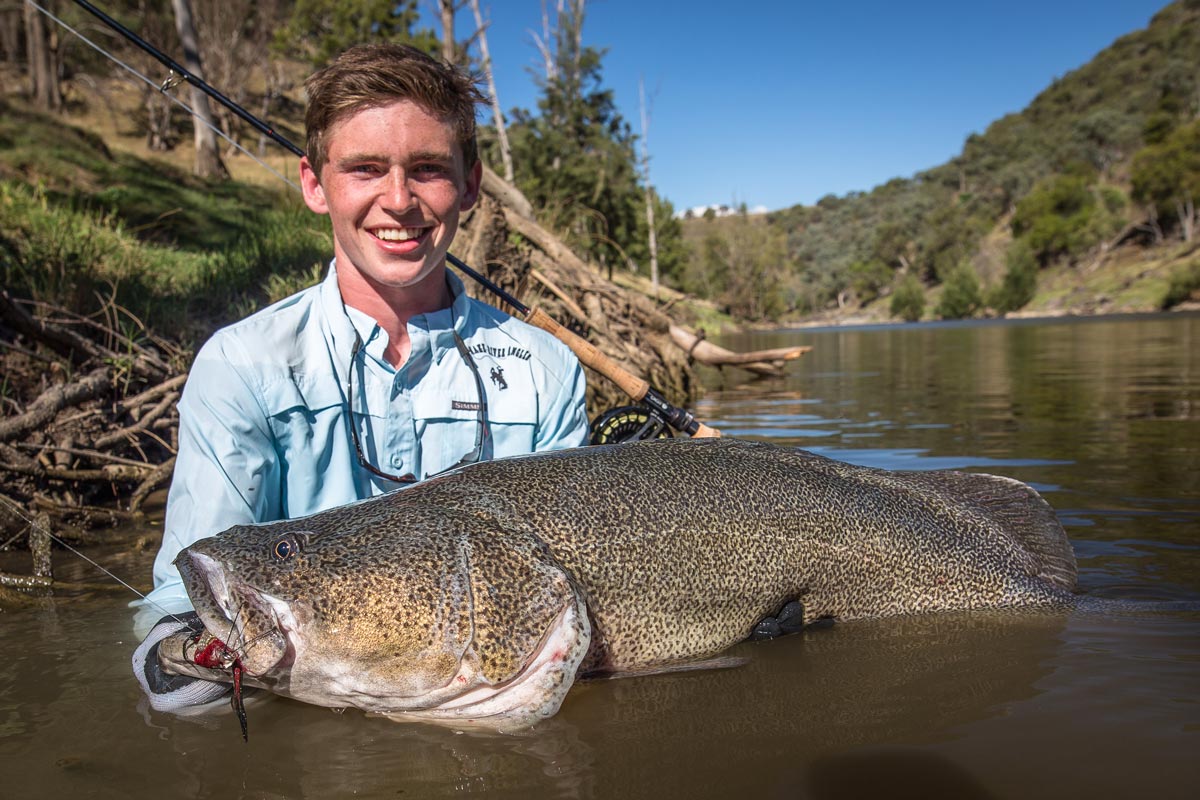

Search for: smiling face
xmin=299 ymin=99 xmax=482 ymax=308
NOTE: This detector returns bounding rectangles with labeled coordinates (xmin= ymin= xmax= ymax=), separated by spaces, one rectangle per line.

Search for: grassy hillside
xmin=679 ymin=0 xmax=1200 ymax=323
xmin=0 ymin=97 xmax=330 ymax=343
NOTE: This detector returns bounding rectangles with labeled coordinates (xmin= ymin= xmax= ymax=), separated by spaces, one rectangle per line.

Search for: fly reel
xmin=588 ymin=405 xmax=675 ymax=445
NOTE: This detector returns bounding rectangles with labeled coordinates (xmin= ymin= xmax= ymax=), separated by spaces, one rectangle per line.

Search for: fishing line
xmin=0 ymin=494 xmax=184 ymax=623
xmin=25 ymin=0 xmax=301 ymax=192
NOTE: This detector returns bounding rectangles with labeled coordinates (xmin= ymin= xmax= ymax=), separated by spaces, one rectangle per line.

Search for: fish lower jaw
xmin=383 ymin=596 xmax=591 ymax=731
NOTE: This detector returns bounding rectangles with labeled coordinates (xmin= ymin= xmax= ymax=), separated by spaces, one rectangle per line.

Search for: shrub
xmin=935 ymin=264 xmax=983 ymax=319
xmin=890 ymin=275 xmax=926 ymax=322
xmin=988 ymin=240 xmax=1039 ymax=313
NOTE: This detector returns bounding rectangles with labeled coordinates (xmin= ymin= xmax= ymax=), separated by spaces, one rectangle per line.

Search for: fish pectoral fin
xmin=583 ymin=655 xmax=750 ymax=681
xmin=750 ymin=598 xmax=810 ymax=640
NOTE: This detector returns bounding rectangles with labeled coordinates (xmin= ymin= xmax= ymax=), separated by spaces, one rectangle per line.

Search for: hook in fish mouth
xmin=176 ymin=550 xmax=293 ymax=678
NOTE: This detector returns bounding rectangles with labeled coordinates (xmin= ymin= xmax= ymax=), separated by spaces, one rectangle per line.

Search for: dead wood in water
xmin=668 ymin=326 xmax=811 ymax=378
xmin=0 ymin=292 xmax=184 ymax=578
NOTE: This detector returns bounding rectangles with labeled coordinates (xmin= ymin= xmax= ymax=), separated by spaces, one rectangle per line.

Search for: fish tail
xmin=901 ymin=469 xmax=1078 ymax=591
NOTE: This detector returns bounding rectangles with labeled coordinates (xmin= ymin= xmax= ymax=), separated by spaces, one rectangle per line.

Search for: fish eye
xmin=271 ymin=533 xmax=303 ymax=562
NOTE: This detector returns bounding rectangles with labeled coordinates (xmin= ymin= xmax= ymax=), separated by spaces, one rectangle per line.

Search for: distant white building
xmin=677 ymin=203 xmax=770 ymax=219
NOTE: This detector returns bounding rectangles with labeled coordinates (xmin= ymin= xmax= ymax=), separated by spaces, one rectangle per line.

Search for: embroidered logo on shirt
xmin=452 ymin=400 xmax=483 ymax=411
xmin=469 ymin=343 xmax=531 ymax=361
xmin=489 ymin=367 xmax=508 ymax=390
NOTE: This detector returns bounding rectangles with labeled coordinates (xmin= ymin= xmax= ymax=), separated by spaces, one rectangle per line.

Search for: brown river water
xmin=2 ymin=312 xmax=1198 ymax=799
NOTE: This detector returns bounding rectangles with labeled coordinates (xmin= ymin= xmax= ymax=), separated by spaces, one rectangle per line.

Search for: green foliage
xmin=275 ymin=0 xmax=438 ymax=66
xmin=1161 ymin=257 xmax=1200 ymax=309
xmin=918 ymin=202 xmax=988 ymax=281
xmin=848 ymin=259 xmax=893 ymax=304
xmin=988 ymin=240 xmax=1039 ymax=313
xmin=679 ymin=214 xmax=790 ymax=320
xmin=1 ymin=180 xmax=329 ymax=339
xmin=1011 ymin=173 xmax=1125 ymax=264
xmin=935 ymin=264 xmax=983 ymax=319
xmin=1131 ymin=119 xmax=1200 ymax=236
xmin=890 ymin=275 xmax=926 ymax=322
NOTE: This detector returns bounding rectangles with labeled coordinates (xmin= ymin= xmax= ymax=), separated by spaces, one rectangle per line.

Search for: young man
xmin=133 ymin=44 xmax=588 ymax=710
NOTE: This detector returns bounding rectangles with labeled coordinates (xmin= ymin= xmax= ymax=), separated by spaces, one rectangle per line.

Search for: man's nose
xmin=380 ymin=169 xmax=416 ymax=210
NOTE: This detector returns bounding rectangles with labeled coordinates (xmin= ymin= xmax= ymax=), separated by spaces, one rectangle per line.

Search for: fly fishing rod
xmin=68 ymin=0 xmax=719 ymax=439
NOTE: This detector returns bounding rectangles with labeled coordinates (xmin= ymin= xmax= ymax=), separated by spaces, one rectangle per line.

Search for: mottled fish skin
xmin=164 ymin=438 xmax=1076 ymax=728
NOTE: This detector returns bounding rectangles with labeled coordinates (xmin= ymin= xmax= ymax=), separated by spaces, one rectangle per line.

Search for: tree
xmin=988 ymin=240 xmax=1038 ymax=313
xmin=890 ymin=275 xmax=925 ymax=322
xmin=277 ymin=0 xmax=439 ymax=67
xmin=638 ymin=77 xmax=659 ymax=298
xmin=1131 ymin=120 xmax=1200 ymax=242
xmin=935 ymin=264 xmax=982 ymax=320
xmin=506 ymin=0 xmax=643 ymax=273
xmin=170 ymin=0 xmax=228 ymax=179
xmin=192 ymin=0 xmax=292 ymax=158
xmin=682 ymin=213 xmax=789 ymax=320
xmin=469 ymin=0 xmax=514 ymax=183
xmin=24 ymin=0 xmax=63 ymax=112
xmin=1011 ymin=172 xmax=1124 ymax=263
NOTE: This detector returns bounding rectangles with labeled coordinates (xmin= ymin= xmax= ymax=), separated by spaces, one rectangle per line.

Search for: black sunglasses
xmin=346 ymin=330 xmax=490 ymax=484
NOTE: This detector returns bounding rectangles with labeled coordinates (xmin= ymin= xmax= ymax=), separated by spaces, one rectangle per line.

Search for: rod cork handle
xmin=525 ymin=307 xmax=650 ymax=400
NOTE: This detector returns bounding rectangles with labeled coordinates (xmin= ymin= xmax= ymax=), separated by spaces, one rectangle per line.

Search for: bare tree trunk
xmin=24 ymin=0 xmax=62 ymax=112
xmin=438 ymin=0 xmax=456 ymax=63
xmin=532 ymin=0 xmax=564 ymax=81
xmin=570 ymin=0 xmax=584 ymax=72
xmin=1177 ymin=194 xmax=1196 ymax=243
xmin=470 ymin=0 xmax=514 ymax=184
xmin=170 ymin=0 xmax=228 ymax=179
xmin=1 ymin=5 xmax=21 ymax=66
xmin=638 ymin=78 xmax=659 ymax=299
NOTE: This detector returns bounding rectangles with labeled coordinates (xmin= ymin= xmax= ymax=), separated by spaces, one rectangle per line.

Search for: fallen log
xmin=481 ymin=164 xmax=534 ymax=220
xmin=669 ymin=325 xmax=811 ymax=377
xmin=95 ymin=391 xmax=179 ymax=448
xmin=0 ymin=367 xmax=111 ymax=443
xmin=0 ymin=291 xmax=167 ymax=380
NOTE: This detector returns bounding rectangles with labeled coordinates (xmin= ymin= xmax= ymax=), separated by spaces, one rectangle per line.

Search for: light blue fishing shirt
xmin=139 ymin=262 xmax=588 ymax=624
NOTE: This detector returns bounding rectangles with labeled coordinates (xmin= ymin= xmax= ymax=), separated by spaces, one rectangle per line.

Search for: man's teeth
xmin=374 ymin=228 xmax=421 ymax=242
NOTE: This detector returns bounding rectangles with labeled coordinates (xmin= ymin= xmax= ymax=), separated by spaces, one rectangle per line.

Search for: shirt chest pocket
xmin=261 ymin=374 xmax=347 ymax=446
xmin=411 ymin=378 xmax=538 ymax=468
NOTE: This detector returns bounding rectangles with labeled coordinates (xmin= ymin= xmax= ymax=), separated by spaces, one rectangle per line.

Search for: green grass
xmin=0 ymin=99 xmax=330 ymax=344
xmin=1162 ymin=256 xmax=1200 ymax=309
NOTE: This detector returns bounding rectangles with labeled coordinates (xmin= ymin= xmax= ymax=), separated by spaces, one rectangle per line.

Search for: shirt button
xmin=390 ymin=454 xmax=403 ymax=468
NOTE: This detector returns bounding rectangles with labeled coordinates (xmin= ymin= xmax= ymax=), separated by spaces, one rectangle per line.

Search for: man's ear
xmin=460 ymin=160 xmax=483 ymax=211
xmin=299 ymin=156 xmax=328 ymax=215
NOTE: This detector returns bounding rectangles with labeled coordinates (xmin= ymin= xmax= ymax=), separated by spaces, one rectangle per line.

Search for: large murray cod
xmin=158 ymin=439 xmax=1078 ymax=730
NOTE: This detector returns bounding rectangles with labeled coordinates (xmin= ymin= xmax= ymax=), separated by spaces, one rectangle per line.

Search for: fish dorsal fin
xmin=904 ymin=470 xmax=1077 ymax=592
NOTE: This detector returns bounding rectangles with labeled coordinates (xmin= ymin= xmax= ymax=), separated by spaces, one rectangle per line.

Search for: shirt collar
xmin=320 ymin=259 xmax=473 ymax=369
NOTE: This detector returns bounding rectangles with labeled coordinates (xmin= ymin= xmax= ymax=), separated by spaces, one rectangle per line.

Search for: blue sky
xmin=428 ymin=1 xmax=1173 ymax=213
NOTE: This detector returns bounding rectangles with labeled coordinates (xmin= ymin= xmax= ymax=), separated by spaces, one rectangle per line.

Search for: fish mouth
xmin=174 ymin=550 xmax=293 ymax=679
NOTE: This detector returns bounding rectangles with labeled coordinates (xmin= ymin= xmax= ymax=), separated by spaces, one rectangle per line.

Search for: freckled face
xmin=299 ymin=100 xmax=482 ymax=297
